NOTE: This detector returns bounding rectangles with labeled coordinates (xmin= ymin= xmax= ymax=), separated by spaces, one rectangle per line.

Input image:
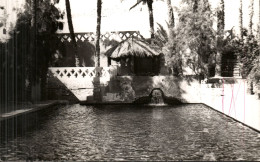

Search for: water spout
xmin=149 ymin=89 xmax=167 ymax=106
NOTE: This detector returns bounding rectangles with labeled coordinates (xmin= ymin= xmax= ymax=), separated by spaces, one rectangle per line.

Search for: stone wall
xmin=47 ymin=67 xmax=259 ymax=104
xmin=47 ymin=67 xmax=113 ymax=102
xmin=47 ymin=67 xmax=200 ymax=103
xmin=102 ymin=76 xmax=183 ymax=103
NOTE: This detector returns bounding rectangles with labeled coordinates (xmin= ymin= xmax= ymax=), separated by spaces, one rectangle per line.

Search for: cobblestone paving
xmin=0 ymin=104 xmax=259 ymax=161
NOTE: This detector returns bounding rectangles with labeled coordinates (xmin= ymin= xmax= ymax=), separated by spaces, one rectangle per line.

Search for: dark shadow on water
xmin=0 ymin=105 xmax=60 ymax=144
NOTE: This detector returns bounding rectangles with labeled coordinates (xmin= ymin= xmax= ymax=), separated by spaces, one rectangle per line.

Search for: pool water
xmin=0 ymin=104 xmax=259 ymax=161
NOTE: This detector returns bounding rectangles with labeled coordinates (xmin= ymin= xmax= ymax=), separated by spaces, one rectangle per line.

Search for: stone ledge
xmin=201 ymin=103 xmax=260 ymax=133
xmin=207 ymin=77 xmax=240 ymax=84
xmin=0 ymin=100 xmax=68 ymax=122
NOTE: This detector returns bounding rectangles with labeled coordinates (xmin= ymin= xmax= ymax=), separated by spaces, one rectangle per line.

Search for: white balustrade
xmin=57 ymin=31 xmax=144 ymax=43
xmin=48 ymin=67 xmax=114 ymax=101
xmin=49 ymin=67 xmax=112 ymax=79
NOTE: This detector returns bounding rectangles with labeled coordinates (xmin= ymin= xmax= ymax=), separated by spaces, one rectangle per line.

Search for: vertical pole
xmin=95 ymin=0 xmax=102 ymax=67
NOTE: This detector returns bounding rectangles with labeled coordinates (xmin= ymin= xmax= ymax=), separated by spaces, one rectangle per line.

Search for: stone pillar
xmin=93 ymin=67 xmax=103 ymax=102
xmin=93 ymin=77 xmax=102 ymax=102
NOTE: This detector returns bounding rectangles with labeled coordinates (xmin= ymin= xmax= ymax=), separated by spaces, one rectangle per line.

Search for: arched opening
xmin=221 ymin=51 xmax=236 ymax=77
xmin=150 ymin=88 xmax=165 ymax=104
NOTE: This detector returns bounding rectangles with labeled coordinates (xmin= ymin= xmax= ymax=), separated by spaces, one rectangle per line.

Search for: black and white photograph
xmin=0 ymin=0 xmax=260 ymax=161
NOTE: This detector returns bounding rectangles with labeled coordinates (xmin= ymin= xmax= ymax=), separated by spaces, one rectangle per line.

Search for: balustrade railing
xmin=49 ymin=67 xmax=113 ymax=79
xmin=57 ymin=31 xmax=144 ymax=43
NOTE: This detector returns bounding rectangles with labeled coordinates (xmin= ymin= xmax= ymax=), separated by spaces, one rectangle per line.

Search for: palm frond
xmin=154 ymin=23 xmax=169 ymax=46
xmin=156 ymin=23 xmax=168 ymax=40
xmin=106 ymin=37 xmax=161 ymax=58
xmin=129 ymin=0 xmax=144 ymax=10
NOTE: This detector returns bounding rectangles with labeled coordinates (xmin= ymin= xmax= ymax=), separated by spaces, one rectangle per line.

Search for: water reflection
xmin=152 ymin=108 xmax=163 ymax=120
xmin=0 ymin=104 xmax=259 ymax=161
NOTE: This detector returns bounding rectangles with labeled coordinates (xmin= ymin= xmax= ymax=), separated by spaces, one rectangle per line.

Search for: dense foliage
xmin=177 ymin=0 xmax=215 ymax=76
xmin=0 ymin=0 xmax=62 ymax=103
xmin=155 ymin=0 xmax=216 ymax=77
xmin=156 ymin=0 xmax=259 ymax=84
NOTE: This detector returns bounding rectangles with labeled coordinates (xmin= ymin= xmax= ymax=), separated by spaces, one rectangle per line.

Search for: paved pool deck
xmin=200 ymin=79 xmax=260 ymax=132
xmin=0 ymin=100 xmax=68 ymax=122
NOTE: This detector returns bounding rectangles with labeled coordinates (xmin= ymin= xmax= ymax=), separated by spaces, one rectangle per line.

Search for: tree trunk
xmin=95 ymin=0 xmax=102 ymax=67
xmin=259 ymin=0 xmax=260 ymax=46
xmin=193 ymin=0 xmax=198 ymax=12
xmin=217 ymin=0 xmax=225 ymax=33
xmin=215 ymin=0 xmax=225 ymax=77
xmin=249 ymin=0 xmax=254 ymax=36
xmin=147 ymin=0 xmax=155 ymax=41
xmin=65 ymin=0 xmax=79 ymax=67
xmin=239 ymin=0 xmax=243 ymax=39
xmin=27 ymin=0 xmax=37 ymax=102
xmin=248 ymin=0 xmax=254 ymax=53
xmin=166 ymin=0 xmax=180 ymax=75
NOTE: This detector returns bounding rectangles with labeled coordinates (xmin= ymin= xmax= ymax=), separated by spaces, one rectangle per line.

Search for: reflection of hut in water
xmin=106 ymin=38 xmax=163 ymax=76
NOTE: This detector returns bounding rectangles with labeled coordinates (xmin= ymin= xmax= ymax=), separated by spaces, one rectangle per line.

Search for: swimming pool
xmin=0 ymin=104 xmax=259 ymax=161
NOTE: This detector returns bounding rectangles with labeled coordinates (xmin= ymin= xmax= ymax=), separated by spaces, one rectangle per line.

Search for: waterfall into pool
xmin=149 ymin=89 xmax=167 ymax=106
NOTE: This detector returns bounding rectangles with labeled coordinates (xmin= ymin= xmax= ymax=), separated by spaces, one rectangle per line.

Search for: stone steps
xmin=233 ymin=61 xmax=241 ymax=78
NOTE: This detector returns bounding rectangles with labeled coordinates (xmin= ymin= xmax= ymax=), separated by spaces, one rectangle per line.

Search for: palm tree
xmin=215 ymin=0 xmax=225 ymax=77
xmin=239 ymin=0 xmax=243 ymax=39
xmin=130 ymin=0 xmax=155 ymax=41
xmin=95 ymin=0 xmax=102 ymax=67
xmin=65 ymin=0 xmax=79 ymax=67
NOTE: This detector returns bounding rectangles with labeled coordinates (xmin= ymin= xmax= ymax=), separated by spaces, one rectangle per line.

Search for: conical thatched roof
xmin=106 ymin=38 xmax=161 ymax=59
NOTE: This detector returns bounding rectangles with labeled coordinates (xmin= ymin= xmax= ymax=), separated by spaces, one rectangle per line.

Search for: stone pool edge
xmin=0 ymin=100 xmax=69 ymax=122
xmin=201 ymin=103 xmax=260 ymax=133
